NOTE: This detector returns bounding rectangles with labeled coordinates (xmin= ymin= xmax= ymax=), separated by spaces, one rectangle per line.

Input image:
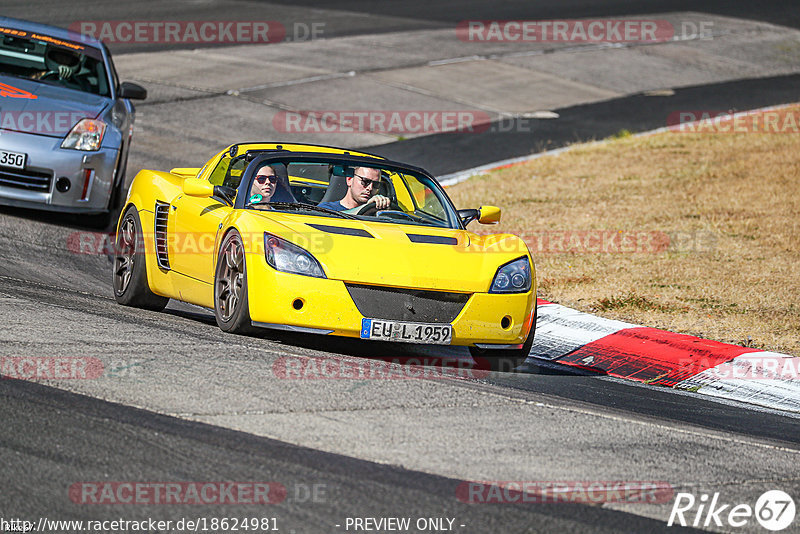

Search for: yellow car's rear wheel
xmin=214 ymin=230 xmax=255 ymax=334
xmin=112 ymin=206 xmax=169 ymax=311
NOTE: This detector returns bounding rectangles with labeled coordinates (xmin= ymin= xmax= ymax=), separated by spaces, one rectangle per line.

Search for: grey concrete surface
xmin=120 ymin=49 xmax=333 ymax=92
xmin=368 ymin=61 xmax=621 ymax=114
xmin=502 ymin=28 xmax=800 ymax=94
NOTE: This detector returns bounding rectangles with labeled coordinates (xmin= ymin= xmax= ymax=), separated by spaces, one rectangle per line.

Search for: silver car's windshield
xmin=0 ymin=30 xmax=110 ymax=96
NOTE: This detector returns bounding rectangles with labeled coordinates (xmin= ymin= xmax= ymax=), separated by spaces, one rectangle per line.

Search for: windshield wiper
xmin=262 ymin=202 xmax=358 ymax=219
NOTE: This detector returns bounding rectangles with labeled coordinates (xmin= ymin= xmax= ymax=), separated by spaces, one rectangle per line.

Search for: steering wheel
xmin=356 ymin=200 xmax=399 ymax=216
xmin=377 ymin=210 xmax=418 ymax=221
xmin=39 ymin=71 xmax=89 ymax=92
xmin=356 ymin=201 xmax=418 ymax=221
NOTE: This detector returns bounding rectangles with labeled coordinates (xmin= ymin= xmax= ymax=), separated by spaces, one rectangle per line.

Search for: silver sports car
xmin=0 ymin=17 xmax=145 ymax=219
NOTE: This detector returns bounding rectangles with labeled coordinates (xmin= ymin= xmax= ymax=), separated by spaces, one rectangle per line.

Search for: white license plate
xmin=360 ymin=319 xmax=452 ymax=345
xmin=0 ymin=150 xmax=26 ymax=170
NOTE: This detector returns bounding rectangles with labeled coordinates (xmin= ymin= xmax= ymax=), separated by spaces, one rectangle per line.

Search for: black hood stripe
xmin=307 ymin=223 xmax=374 ymax=238
xmin=406 ymin=234 xmax=458 ymax=245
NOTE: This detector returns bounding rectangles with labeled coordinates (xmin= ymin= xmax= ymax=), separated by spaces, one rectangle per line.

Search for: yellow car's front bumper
xmin=246 ymin=256 xmax=535 ymax=346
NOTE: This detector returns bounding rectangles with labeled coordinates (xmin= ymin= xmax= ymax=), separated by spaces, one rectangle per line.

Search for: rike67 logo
xmin=668 ymin=490 xmax=795 ymax=531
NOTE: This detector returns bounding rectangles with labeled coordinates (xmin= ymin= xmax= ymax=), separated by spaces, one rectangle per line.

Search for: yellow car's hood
xmin=254 ymin=212 xmax=531 ymax=293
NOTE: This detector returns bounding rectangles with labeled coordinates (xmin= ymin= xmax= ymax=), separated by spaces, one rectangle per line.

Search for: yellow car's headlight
xmin=264 ymin=232 xmax=326 ymax=278
xmin=490 ymin=256 xmax=531 ymax=293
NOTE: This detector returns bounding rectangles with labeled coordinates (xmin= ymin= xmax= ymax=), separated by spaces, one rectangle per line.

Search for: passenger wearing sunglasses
xmin=249 ymin=165 xmax=280 ymax=204
xmin=318 ymin=167 xmax=390 ymax=212
xmin=249 ymin=163 xmax=299 ymax=205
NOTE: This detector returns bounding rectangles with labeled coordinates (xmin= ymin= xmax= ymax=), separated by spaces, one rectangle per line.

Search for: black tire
xmin=214 ymin=230 xmax=255 ymax=334
xmin=112 ymin=206 xmax=169 ymax=311
xmin=469 ymin=305 xmax=537 ymax=372
xmin=108 ymin=172 xmax=127 ymax=212
xmin=83 ymin=211 xmax=114 ymax=230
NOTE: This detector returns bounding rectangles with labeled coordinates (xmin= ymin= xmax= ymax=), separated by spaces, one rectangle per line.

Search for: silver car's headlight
xmin=264 ymin=233 xmax=326 ymax=278
xmin=489 ymin=256 xmax=531 ymax=293
xmin=61 ymin=118 xmax=106 ymax=151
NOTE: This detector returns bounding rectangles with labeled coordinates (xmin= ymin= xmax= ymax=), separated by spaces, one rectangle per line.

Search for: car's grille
xmin=345 ymin=284 xmax=470 ymax=323
xmin=154 ymin=201 xmax=170 ymax=270
xmin=0 ymin=167 xmax=52 ymax=192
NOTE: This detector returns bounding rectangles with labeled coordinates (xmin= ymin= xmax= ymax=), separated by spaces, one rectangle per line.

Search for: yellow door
xmin=167 ymin=194 xmax=232 ymax=285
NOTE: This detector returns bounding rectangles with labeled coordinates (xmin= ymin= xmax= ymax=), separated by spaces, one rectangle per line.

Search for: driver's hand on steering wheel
xmin=367 ymin=195 xmax=390 ymax=209
xmin=58 ymin=65 xmax=76 ymax=80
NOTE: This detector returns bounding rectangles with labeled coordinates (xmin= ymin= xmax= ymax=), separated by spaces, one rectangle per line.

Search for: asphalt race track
xmin=1 ymin=2 xmax=800 ymax=533
xmin=1 ymin=251 xmax=797 ymax=532
xmin=3 ymin=379 xmax=705 ymax=534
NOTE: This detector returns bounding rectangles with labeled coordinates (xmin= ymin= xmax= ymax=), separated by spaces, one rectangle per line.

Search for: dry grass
xmin=447 ymin=107 xmax=800 ymax=355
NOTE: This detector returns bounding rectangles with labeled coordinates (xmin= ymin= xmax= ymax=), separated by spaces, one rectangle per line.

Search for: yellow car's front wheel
xmin=214 ymin=230 xmax=255 ymax=334
xmin=113 ymin=206 xmax=169 ymax=311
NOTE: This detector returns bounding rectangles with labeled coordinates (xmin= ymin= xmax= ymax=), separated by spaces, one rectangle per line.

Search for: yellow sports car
xmin=112 ymin=143 xmax=536 ymax=370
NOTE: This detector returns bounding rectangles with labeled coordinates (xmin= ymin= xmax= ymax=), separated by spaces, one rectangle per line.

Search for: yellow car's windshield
xmin=241 ymin=159 xmax=459 ymax=229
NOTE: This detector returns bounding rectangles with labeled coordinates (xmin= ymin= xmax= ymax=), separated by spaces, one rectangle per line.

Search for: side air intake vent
xmin=154 ymin=201 xmax=170 ymax=270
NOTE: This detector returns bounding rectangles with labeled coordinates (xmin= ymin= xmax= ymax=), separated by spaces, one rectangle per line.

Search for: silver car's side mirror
xmin=118 ymin=82 xmax=147 ymax=100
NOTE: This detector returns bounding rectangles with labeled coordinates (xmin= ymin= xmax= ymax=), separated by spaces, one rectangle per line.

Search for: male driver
xmin=318 ymin=167 xmax=390 ymax=212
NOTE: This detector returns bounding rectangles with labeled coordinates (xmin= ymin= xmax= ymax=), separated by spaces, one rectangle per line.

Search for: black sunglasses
xmin=354 ymin=174 xmax=381 ymax=188
xmin=255 ymin=174 xmax=278 ymax=184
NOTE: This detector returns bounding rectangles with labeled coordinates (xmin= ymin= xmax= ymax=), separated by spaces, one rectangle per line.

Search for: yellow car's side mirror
xmin=478 ymin=205 xmax=501 ymax=224
xmin=183 ymin=178 xmax=214 ymax=197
